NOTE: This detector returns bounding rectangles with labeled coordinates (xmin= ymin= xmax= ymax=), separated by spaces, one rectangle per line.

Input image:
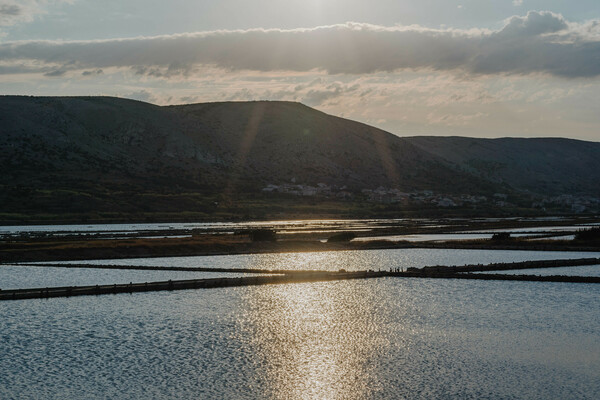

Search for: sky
xmin=1 ymin=0 xmax=600 ymax=141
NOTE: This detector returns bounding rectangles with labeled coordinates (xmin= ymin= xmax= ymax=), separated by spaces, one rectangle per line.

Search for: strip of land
xmin=3 ymin=258 xmax=600 ymax=301
xmin=0 ymin=271 xmax=379 ymax=301
xmin=12 ymin=256 xmax=600 ymax=273
xmin=408 ymin=257 xmax=600 ymax=273
xmin=2 ymin=235 xmax=599 ymax=263
xmin=13 ymin=262 xmax=308 ymax=275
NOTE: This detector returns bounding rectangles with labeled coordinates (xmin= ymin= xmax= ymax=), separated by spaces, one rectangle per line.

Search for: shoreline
xmin=2 ymin=236 xmax=599 ymax=263
xmin=4 ymin=261 xmax=600 ymax=301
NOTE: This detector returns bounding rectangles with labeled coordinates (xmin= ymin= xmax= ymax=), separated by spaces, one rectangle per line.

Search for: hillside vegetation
xmin=1 ymin=96 xmax=598 ymax=222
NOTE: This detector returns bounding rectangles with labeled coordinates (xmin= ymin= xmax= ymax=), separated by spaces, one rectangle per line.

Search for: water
xmin=353 ymin=233 xmax=494 ymax=241
xmin=11 ymin=248 xmax=596 ymax=290
xmin=52 ymin=248 xmax=600 ymax=272
xmin=1 ymin=278 xmax=599 ymax=399
xmin=0 ymin=219 xmax=406 ymax=235
xmin=528 ymin=235 xmax=576 ymax=241
xmin=353 ymin=233 xmax=581 ymax=242
xmin=4 ymin=219 xmax=594 ymax=237
xmin=474 ymin=265 xmax=600 ymax=277
xmin=463 ymin=225 xmax=595 ymax=233
xmin=0 ymin=265 xmax=268 ymax=290
xmin=2 ymin=229 xmax=600 ymax=399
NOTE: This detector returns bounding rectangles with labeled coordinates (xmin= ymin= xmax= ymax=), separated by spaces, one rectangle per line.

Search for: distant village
xmin=262 ymin=181 xmax=600 ymax=212
xmin=535 ymin=194 xmax=600 ymax=214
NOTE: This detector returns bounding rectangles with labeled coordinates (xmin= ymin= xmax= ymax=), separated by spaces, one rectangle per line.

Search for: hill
xmin=0 ymin=96 xmax=598 ymax=221
xmin=406 ymin=136 xmax=600 ymax=196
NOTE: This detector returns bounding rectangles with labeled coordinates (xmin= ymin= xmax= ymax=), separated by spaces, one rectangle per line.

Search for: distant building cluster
xmin=360 ymin=188 xmax=494 ymax=207
xmin=262 ymin=182 xmax=600 ymax=212
xmin=262 ymin=183 xmax=497 ymax=207
xmin=262 ymin=183 xmax=353 ymax=199
xmin=533 ymin=195 xmax=600 ymax=213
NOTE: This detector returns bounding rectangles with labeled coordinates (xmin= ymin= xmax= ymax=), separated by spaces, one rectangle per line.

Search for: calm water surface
xmin=7 ymin=249 xmax=600 ymax=289
xmin=56 ymin=248 xmax=600 ymax=272
xmin=1 ymin=277 xmax=599 ymax=399
xmin=352 ymin=233 xmax=493 ymax=242
xmin=475 ymin=264 xmax=600 ymax=277
xmin=463 ymin=225 xmax=596 ymax=233
xmin=0 ymin=265 xmax=265 ymax=290
xmin=0 ymin=219 xmax=405 ymax=235
xmin=3 ymin=248 xmax=600 ymax=398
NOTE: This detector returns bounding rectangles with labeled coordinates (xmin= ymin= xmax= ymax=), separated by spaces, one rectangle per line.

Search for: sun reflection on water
xmin=237 ymin=254 xmax=392 ymax=399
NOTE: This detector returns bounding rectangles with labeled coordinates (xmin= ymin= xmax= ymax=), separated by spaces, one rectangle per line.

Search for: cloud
xmin=216 ymin=77 xmax=364 ymax=106
xmin=122 ymin=89 xmax=161 ymax=103
xmin=81 ymin=68 xmax=102 ymax=76
xmin=43 ymin=68 xmax=66 ymax=76
xmin=302 ymin=82 xmax=361 ymax=106
xmin=0 ymin=2 xmax=23 ymax=27
xmin=427 ymin=111 xmax=489 ymax=126
xmin=498 ymin=10 xmax=567 ymax=38
xmin=0 ymin=4 xmax=21 ymax=17
xmin=0 ymin=1 xmax=73 ymax=28
xmin=0 ymin=11 xmax=599 ymax=78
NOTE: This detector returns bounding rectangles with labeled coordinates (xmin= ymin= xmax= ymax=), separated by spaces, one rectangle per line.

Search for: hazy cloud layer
xmin=0 ymin=11 xmax=599 ymax=78
xmin=0 ymin=1 xmax=73 ymax=28
xmin=0 ymin=4 xmax=21 ymax=18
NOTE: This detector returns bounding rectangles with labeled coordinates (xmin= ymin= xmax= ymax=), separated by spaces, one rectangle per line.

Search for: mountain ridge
xmin=406 ymin=135 xmax=600 ymax=196
xmin=1 ymin=95 xmax=598 ymax=220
